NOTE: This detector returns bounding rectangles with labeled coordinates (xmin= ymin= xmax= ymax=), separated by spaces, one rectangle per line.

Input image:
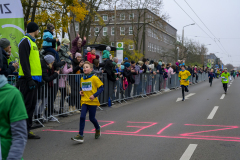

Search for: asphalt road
xmin=23 ymin=77 xmax=240 ymax=160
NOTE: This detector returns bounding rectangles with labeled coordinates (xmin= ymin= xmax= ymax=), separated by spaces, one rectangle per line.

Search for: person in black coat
xmin=41 ymin=54 xmax=61 ymax=118
xmin=104 ymin=60 xmax=117 ymax=82
xmin=123 ymin=62 xmax=137 ymax=98
xmin=0 ymin=39 xmax=18 ymax=77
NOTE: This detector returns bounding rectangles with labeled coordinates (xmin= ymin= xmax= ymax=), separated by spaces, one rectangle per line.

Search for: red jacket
xmin=87 ymin=52 xmax=96 ymax=63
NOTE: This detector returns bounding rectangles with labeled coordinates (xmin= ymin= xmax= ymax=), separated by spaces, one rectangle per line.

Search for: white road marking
xmin=207 ymin=106 xmax=219 ymax=119
xmin=220 ymin=94 xmax=225 ymax=99
xmin=176 ymin=93 xmax=196 ymax=102
xmin=180 ymin=144 xmax=198 ymax=160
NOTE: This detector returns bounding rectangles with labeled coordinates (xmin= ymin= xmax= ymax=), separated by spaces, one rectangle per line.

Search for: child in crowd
xmin=208 ymin=69 xmax=215 ymax=87
xmin=71 ymin=61 xmax=104 ymax=143
xmin=42 ymin=23 xmax=60 ymax=62
xmin=87 ymin=48 xmax=96 ymax=63
xmin=178 ymin=65 xmax=191 ymax=101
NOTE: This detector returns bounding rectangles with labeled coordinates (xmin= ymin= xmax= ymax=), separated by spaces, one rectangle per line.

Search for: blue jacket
xmin=42 ymin=30 xmax=56 ymax=47
xmin=208 ymin=72 xmax=215 ymax=78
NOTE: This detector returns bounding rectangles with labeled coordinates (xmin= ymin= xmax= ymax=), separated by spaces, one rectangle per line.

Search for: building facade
xmin=70 ymin=9 xmax=177 ymax=60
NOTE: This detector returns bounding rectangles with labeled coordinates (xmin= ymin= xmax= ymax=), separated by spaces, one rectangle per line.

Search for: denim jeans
xmin=79 ymin=104 xmax=100 ymax=136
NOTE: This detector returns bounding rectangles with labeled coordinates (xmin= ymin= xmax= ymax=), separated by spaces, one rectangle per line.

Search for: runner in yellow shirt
xmin=178 ymin=65 xmax=191 ymax=101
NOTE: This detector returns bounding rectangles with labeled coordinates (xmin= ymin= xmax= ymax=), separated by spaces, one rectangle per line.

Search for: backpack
xmin=163 ymin=72 xmax=168 ymax=78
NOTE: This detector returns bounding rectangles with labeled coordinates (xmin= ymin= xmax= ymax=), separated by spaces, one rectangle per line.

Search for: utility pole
xmin=181 ymin=23 xmax=195 ymax=60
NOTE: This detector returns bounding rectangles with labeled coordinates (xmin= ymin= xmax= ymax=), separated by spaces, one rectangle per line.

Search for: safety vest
xmin=19 ymin=36 xmax=42 ymax=76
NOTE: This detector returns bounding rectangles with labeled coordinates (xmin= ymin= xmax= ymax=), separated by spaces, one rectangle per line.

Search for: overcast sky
xmin=163 ymin=0 xmax=240 ymax=66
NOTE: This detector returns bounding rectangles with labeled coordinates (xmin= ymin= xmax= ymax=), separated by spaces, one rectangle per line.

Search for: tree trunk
xmin=31 ymin=0 xmax=38 ymax=22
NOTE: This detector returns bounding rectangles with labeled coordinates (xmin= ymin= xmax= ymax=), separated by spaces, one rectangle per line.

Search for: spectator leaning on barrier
xmin=93 ymin=59 xmax=103 ymax=74
xmin=0 ymin=39 xmax=18 ymax=77
xmin=18 ymin=22 xmax=42 ymax=139
xmin=59 ymin=63 xmax=73 ymax=117
xmin=0 ymin=73 xmax=28 ymax=160
xmin=70 ymin=34 xmax=86 ymax=58
xmin=104 ymin=60 xmax=117 ymax=82
xmin=113 ymin=57 xmax=118 ymax=64
xmin=41 ymin=54 xmax=60 ymax=120
xmin=42 ymin=23 xmax=60 ymax=62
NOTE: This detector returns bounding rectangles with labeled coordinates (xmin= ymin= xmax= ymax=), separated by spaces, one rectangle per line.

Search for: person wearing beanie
xmin=18 ymin=22 xmax=42 ymax=139
xmin=87 ymin=47 xmax=91 ymax=52
xmin=124 ymin=62 xmax=131 ymax=68
xmin=123 ymin=61 xmax=136 ymax=98
xmin=0 ymin=38 xmax=18 ymax=76
xmin=41 ymin=23 xmax=60 ymax=62
xmin=75 ymin=52 xmax=82 ymax=59
xmin=102 ymin=46 xmax=110 ymax=60
xmin=58 ymin=38 xmax=72 ymax=68
xmin=70 ymin=34 xmax=86 ymax=58
xmin=44 ymin=55 xmax=55 ymax=64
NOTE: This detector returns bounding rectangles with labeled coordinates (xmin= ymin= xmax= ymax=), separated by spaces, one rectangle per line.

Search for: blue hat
xmin=121 ymin=65 xmax=125 ymax=70
xmin=124 ymin=57 xmax=128 ymax=60
xmin=124 ymin=62 xmax=130 ymax=68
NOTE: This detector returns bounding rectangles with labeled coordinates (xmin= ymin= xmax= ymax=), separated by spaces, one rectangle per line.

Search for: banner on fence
xmin=0 ymin=0 xmax=24 ymax=60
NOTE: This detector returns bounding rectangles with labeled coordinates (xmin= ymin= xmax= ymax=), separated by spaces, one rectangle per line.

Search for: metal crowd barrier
xmin=7 ymin=72 xmax=208 ymax=126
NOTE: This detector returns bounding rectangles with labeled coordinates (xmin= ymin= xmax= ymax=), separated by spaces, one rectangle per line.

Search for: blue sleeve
xmin=45 ymin=37 xmax=56 ymax=42
xmin=93 ymin=85 xmax=104 ymax=97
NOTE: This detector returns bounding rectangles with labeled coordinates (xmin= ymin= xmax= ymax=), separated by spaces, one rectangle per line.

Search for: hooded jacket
xmin=102 ymin=50 xmax=110 ymax=59
xmin=42 ymin=30 xmax=56 ymax=47
xmin=104 ymin=60 xmax=116 ymax=82
xmin=0 ymin=47 xmax=15 ymax=77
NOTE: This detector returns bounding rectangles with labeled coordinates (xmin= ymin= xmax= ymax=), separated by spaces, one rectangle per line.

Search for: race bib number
xmin=223 ymin=78 xmax=228 ymax=82
xmin=82 ymin=82 xmax=92 ymax=91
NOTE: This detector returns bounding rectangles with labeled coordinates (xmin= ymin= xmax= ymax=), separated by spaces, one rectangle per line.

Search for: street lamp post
xmin=114 ymin=0 xmax=119 ymax=47
xmin=178 ymin=23 xmax=195 ymax=60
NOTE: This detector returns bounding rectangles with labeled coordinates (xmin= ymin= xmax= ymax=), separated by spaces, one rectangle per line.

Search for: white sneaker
xmin=48 ymin=117 xmax=58 ymax=122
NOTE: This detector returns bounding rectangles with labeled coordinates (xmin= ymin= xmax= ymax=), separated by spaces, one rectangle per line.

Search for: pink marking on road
xmin=105 ymin=121 xmax=158 ymax=134
xmin=87 ymin=120 xmax=115 ymax=131
xmin=43 ymin=129 xmax=240 ymax=143
xmin=181 ymin=124 xmax=238 ymax=137
xmin=157 ymin=123 xmax=173 ymax=135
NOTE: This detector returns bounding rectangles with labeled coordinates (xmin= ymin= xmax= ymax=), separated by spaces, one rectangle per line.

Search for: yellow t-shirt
xmin=179 ymin=70 xmax=191 ymax=86
xmin=80 ymin=75 xmax=103 ymax=106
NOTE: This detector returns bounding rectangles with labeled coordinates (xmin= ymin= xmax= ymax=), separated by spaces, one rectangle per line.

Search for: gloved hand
xmin=28 ymin=80 xmax=37 ymax=90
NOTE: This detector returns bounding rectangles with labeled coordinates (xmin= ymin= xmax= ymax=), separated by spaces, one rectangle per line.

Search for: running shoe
xmin=95 ymin=125 xmax=101 ymax=139
xmin=48 ymin=117 xmax=58 ymax=122
xmin=71 ymin=134 xmax=84 ymax=143
xmin=182 ymin=99 xmax=185 ymax=101
xmin=28 ymin=131 xmax=41 ymax=139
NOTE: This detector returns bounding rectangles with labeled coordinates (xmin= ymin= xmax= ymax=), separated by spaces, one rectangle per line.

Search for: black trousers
xmin=19 ymin=79 xmax=38 ymax=131
xmin=209 ymin=78 xmax=213 ymax=84
xmin=223 ymin=83 xmax=228 ymax=92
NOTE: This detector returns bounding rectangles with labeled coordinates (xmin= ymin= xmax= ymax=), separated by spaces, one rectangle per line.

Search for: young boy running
xmin=221 ymin=68 xmax=230 ymax=94
xmin=208 ymin=69 xmax=215 ymax=87
xmin=71 ymin=61 xmax=104 ymax=143
xmin=178 ymin=65 xmax=191 ymax=101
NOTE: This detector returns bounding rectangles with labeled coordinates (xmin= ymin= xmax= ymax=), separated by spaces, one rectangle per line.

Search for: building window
xmin=88 ymin=28 xmax=91 ymax=36
xmin=112 ymin=15 xmax=115 ymax=20
xmin=120 ymin=13 xmax=125 ymax=20
xmin=95 ymin=15 xmax=99 ymax=21
xmin=152 ymin=43 xmax=154 ymax=52
xmin=152 ymin=29 xmax=154 ymax=37
xmin=103 ymin=27 xmax=108 ymax=36
xmin=120 ymin=27 xmax=125 ymax=35
xmin=129 ymin=26 xmax=133 ymax=35
xmin=157 ymin=46 xmax=159 ymax=53
xmin=94 ymin=27 xmax=99 ymax=36
xmin=75 ymin=23 xmax=79 ymax=32
xmin=129 ymin=13 xmax=134 ymax=20
xmin=148 ymin=29 xmax=151 ymax=37
xmin=149 ymin=43 xmax=152 ymax=51
xmin=111 ymin=42 xmax=115 ymax=46
xmin=148 ymin=42 xmax=150 ymax=51
xmin=102 ymin=15 xmax=108 ymax=21
xmin=154 ymin=45 xmax=156 ymax=52
xmin=111 ymin=27 xmax=115 ymax=35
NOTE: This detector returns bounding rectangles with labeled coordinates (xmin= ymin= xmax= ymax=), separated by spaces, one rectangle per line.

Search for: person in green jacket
xmin=102 ymin=46 xmax=111 ymax=61
xmin=221 ymin=68 xmax=230 ymax=94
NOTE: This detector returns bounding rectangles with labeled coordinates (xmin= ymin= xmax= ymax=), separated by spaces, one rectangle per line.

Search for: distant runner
xmin=221 ymin=68 xmax=231 ymax=94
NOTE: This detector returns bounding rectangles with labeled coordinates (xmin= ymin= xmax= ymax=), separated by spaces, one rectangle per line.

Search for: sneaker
xmin=28 ymin=131 xmax=41 ymax=139
xmin=48 ymin=117 xmax=58 ymax=122
xmin=182 ymin=99 xmax=185 ymax=101
xmin=71 ymin=134 xmax=84 ymax=143
xmin=95 ymin=125 xmax=101 ymax=139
